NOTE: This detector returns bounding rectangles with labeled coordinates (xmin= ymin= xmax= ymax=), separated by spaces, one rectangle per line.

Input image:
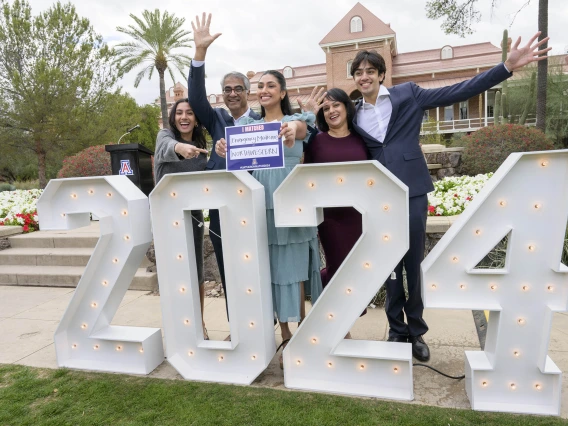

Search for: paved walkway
xmin=0 ymin=285 xmax=567 ymax=417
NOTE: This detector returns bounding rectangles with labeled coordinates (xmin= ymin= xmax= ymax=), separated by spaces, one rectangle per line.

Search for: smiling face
xmin=257 ymin=74 xmax=285 ymax=110
xmin=174 ymin=102 xmax=196 ymax=139
xmin=322 ymin=98 xmax=348 ymax=131
xmin=353 ymin=60 xmax=385 ymax=103
xmin=222 ymin=76 xmax=249 ymax=117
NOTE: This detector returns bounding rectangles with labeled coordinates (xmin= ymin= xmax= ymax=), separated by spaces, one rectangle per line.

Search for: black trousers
xmin=385 ymin=194 xmax=429 ymax=338
xmin=208 ymin=209 xmax=228 ymax=317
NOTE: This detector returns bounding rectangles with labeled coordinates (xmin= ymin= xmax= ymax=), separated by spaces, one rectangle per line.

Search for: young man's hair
xmin=350 ymin=50 xmax=387 ymax=80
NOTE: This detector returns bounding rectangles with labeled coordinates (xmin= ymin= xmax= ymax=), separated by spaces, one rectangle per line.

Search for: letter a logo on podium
xmin=119 ymin=160 xmax=134 ymax=176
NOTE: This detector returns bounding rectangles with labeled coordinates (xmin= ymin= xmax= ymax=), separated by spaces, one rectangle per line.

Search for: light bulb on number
xmin=101 ymin=280 xmax=108 ymax=286
xmin=517 ymin=318 xmax=526 ymax=326
xmin=346 ymin=288 xmax=352 ymax=294
xmin=499 ymin=200 xmax=507 ymax=207
xmin=509 ymin=383 xmax=516 ymax=390
xmin=188 ymin=351 xmax=194 ymax=357
xmin=459 ymin=284 xmax=466 ymax=290
xmin=218 ymin=355 xmax=224 ymax=362
xmin=540 ymin=160 xmax=549 ymax=167
xmin=173 ymin=221 xmax=180 ymax=227
xmin=106 ymin=192 xmax=112 ymax=197
xmin=535 ymin=383 xmax=542 ymax=391
xmin=91 ymin=302 xmax=98 ymax=308
xmin=382 ymin=235 xmax=390 ymax=242
xmin=393 ymin=367 xmax=399 ymax=374
xmin=383 ymin=205 xmax=390 ymax=212
xmin=116 ymin=345 xmax=122 ymax=351
xmin=490 ymin=284 xmax=497 ymax=291
xmin=251 ymin=355 xmax=257 ymax=360
xmin=534 ymin=203 xmax=541 ymax=210
xmin=121 ymin=210 xmax=128 ymax=216
xmin=311 ymin=338 xmax=318 ymax=344
xmin=359 ymin=364 xmax=365 ymax=370
xmin=88 ymin=189 xmax=94 ymax=195
xmin=327 ymin=362 xmax=333 ymax=368
xmin=237 ymin=188 xmax=244 ymax=194
xmin=336 ymin=177 xmax=344 ymax=184
xmin=364 ymin=262 xmax=371 ymax=269
xmin=521 ymin=285 xmax=529 ymax=292
xmin=72 ymin=343 xmax=77 ymax=349
xmin=296 ymin=360 xmax=301 ymax=365
xmin=547 ymin=285 xmax=554 ymax=292
xmin=81 ymin=323 xmax=87 ymax=329
xmin=308 ymin=182 xmax=315 ymax=188
xmin=367 ymin=179 xmax=375 ymax=186
xmin=70 ymin=193 xmax=77 ymax=199
xmin=184 ymin=319 xmax=190 ymax=325
xmin=513 ymin=351 xmax=520 ymax=357
xmin=180 ymin=287 xmax=186 ymax=293
xmin=203 ymin=187 xmax=209 ymax=193
xmin=93 ymin=344 xmax=99 ymax=350
xmin=481 ymin=381 xmax=488 ymax=387
xmin=177 ymin=254 xmax=183 ymax=260
xmin=249 ymin=322 xmax=255 ymax=328
xmin=170 ymin=191 xmax=177 ymax=198
xmin=528 ymin=245 xmax=535 ymax=252
xmin=241 ymin=220 xmax=247 ymax=226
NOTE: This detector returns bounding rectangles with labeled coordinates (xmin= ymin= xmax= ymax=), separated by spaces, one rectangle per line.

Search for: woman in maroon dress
xmin=303 ymin=88 xmax=369 ymax=291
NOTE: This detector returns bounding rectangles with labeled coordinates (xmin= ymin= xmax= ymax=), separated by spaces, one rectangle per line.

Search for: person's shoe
xmin=409 ymin=335 xmax=430 ymax=362
xmin=387 ymin=335 xmax=408 ymax=343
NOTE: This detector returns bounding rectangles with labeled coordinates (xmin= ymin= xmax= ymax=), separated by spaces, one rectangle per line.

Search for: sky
xmin=27 ymin=0 xmax=568 ymax=106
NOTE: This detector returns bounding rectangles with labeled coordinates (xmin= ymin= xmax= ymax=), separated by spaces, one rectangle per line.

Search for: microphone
xmin=127 ymin=124 xmax=140 ymax=133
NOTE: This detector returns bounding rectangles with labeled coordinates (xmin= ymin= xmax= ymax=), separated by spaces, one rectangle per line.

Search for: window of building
xmin=444 ymin=105 xmax=454 ymax=121
xmin=422 ymin=110 xmax=430 ymax=122
xmin=209 ymin=94 xmax=216 ymax=103
xmin=459 ymin=101 xmax=468 ymax=119
xmin=283 ymin=66 xmax=293 ymax=78
xmin=347 ymin=60 xmax=353 ymax=78
xmin=487 ymin=92 xmax=495 ymax=118
xmin=350 ymin=16 xmax=362 ymax=33
xmin=441 ymin=46 xmax=453 ymax=59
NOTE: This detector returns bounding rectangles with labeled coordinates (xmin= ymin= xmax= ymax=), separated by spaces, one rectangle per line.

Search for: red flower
xmin=23 ymin=225 xmax=29 ymax=232
xmin=428 ymin=205 xmax=435 ymax=213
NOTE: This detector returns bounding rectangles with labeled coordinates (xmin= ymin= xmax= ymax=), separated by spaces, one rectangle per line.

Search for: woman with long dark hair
xmin=155 ymin=98 xmax=210 ymax=338
xmin=216 ymin=70 xmax=323 ymax=364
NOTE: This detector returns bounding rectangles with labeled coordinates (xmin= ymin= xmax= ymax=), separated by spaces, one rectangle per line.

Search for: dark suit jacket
xmin=188 ymin=63 xmax=261 ymax=170
xmin=353 ymin=63 xmax=512 ymax=198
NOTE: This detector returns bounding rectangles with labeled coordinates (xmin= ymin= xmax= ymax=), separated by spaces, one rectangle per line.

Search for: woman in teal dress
xmin=216 ymin=70 xmax=322 ymax=358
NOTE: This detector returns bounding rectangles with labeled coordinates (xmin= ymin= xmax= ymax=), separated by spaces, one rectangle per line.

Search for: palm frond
xmin=134 ymin=64 xmax=154 ymax=87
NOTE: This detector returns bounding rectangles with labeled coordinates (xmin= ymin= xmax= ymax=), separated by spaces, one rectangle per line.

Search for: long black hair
xmin=168 ymin=98 xmax=207 ymax=149
xmin=259 ymin=70 xmax=293 ymax=117
xmin=316 ymin=88 xmax=356 ymax=132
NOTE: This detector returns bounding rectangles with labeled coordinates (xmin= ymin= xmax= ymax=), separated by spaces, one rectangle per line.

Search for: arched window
xmin=441 ymin=46 xmax=453 ymax=59
xmin=347 ymin=60 xmax=353 ymax=78
xmin=209 ymin=94 xmax=216 ymax=103
xmin=283 ymin=66 xmax=293 ymax=78
xmin=350 ymin=16 xmax=362 ymax=33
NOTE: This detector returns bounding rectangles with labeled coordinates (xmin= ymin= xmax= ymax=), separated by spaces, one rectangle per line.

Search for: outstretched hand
xmin=504 ymin=32 xmax=551 ymax=72
xmin=298 ymin=86 xmax=327 ymax=115
xmin=191 ymin=13 xmax=222 ymax=61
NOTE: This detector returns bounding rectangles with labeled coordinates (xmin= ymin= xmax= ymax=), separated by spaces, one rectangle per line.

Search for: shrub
xmin=13 ymin=180 xmax=40 ymax=190
xmin=461 ymin=124 xmax=554 ymax=175
xmin=0 ymin=183 xmax=15 ymax=192
xmin=57 ymin=145 xmax=112 ymax=178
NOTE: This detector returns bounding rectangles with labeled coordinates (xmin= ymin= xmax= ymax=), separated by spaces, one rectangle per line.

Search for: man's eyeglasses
xmin=223 ymin=86 xmax=245 ymax=95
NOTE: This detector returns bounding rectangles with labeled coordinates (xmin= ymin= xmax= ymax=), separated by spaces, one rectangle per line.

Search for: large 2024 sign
xmin=37 ymin=150 xmax=568 ymax=416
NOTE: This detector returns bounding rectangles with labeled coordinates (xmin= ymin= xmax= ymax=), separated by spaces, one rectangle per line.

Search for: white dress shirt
xmin=192 ymin=59 xmax=251 ymax=122
xmin=356 ymin=84 xmax=392 ymax=143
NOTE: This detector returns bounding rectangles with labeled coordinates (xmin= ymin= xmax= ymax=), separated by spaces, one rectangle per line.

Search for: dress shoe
xmin=409 ymin=335 xmax=430 ymax=362
xmin=387 ymin=335 xmax=408 ymax=343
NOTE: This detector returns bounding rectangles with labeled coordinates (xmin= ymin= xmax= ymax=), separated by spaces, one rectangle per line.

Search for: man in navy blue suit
xmin=343 ymin=32 xmax=550 ymax=362
xmin=187 ymin=14 xmax=261 ymax=314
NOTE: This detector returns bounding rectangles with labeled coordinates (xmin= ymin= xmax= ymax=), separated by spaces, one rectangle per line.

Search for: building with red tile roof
xmin=197 ymin=2 xmax=565 ymax=134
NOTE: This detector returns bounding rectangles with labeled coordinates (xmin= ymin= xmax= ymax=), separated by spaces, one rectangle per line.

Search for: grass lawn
xmin=0 ymin=364 xmax=565 ymax=425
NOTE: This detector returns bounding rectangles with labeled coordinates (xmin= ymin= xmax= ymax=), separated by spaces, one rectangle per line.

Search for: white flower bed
xmin=428 ymin=173 xmax=493 ymax=216
xmin=0 ymin=189 xmax=42 ymax=231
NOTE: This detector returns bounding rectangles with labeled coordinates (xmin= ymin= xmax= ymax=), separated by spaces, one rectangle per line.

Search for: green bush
xmin=57 ymin=145 xmax=112 ymax=178
xmin=13 ymin=180 xmax=40 ymax=190
xmin=461 ymin=124 xmax=554 ymax=175
xmin=0 ymin=183 xmax=15 ymax=192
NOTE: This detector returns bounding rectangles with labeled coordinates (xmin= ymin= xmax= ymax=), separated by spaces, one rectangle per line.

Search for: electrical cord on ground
xmin=413 ymin=363 xmax=465 ymax=380
xmin=276 ymin=338 xmax=290 ymax=353
xmin=191 ymin=214 xmax=222 ymax=239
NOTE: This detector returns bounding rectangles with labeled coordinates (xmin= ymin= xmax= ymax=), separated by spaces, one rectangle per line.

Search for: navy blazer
xmin=353 ymin=63 xmax=512 ymax=198
xmin=188 ymin=63 xmax=261 ymax=170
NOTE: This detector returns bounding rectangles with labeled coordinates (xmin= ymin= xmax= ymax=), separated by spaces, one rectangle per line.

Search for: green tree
xmin=0 ymin=0 xmax=119 ymax=188
xmin=425 ymin=0 xmax=548 ymax=132
xmin=115 ymin=9 xmax=193 ymax=130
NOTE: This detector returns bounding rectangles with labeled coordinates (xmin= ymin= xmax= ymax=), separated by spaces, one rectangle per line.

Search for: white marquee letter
xmin=274 ymin=161 xmax=413 ymax=399
xmin=37 ymin=176 xmax=164 ymax=374
xmin=150 ymin=171 xmax=275 ymax=384
xmin=422 ymin=150 xmax=568 ymax=416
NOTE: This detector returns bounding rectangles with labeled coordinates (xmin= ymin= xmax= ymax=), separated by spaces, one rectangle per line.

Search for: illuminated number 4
xmin=422 ymin=151 xmax=568 ymax=416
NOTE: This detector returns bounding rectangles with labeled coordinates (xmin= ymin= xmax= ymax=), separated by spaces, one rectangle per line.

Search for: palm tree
xmin=115 ymin=10 xmax=192 ymax=129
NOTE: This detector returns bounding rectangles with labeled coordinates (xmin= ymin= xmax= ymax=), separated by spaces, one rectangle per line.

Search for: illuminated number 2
xmin=274 ymin=161 xmax=413 ymax=399
xmin=150 ymin=171 xmax=275 ymax=385
xmin=37 ymin=176 xmax=164 ymax=374
xmin=422 ymin=151 xmax=568 ymax=416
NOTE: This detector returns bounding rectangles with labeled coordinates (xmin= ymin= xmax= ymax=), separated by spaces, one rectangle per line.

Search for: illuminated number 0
xmin=37 ymin=176 xmax=164 ymax=374
xmin=274 ymin=161 xmax=413 ymax=399
xmin=422 ymin=151 xmax=568 ymax=416
xmin=150 ymin=171 xmax=275 ymax=384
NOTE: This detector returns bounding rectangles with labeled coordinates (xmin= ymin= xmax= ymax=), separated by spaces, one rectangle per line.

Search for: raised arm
xmin=187 ymin=13 xmax=223 ymax=135
xmin=415 ymin=32 xmax=551 ymax=110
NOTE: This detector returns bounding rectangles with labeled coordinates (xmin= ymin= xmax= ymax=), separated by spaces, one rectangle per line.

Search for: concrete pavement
xmin=1 ymin=285 xmax=567 ymax=418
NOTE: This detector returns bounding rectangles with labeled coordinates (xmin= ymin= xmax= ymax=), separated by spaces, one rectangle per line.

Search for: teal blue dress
xmin=238 ymin=113 xmax=323 ymax=322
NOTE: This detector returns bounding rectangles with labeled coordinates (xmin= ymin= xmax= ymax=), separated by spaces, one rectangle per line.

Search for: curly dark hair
xmin=168 ymin=98 xmax=207 ymax=149
xmin=316 ymin=88 xmax=356 ymax=133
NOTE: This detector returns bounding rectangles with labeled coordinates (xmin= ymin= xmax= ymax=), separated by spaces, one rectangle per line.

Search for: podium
xmin=105 ymin=144 xmax=154 ymax=196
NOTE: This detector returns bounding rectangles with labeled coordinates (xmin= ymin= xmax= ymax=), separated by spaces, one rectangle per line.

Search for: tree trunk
xmin=159 ymin=70 xmax=169 ymax=130
xmin=536 ymin=0 xmax=548 ymax=132
xmin=36 ymin=139 xmax=47 ymax=189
